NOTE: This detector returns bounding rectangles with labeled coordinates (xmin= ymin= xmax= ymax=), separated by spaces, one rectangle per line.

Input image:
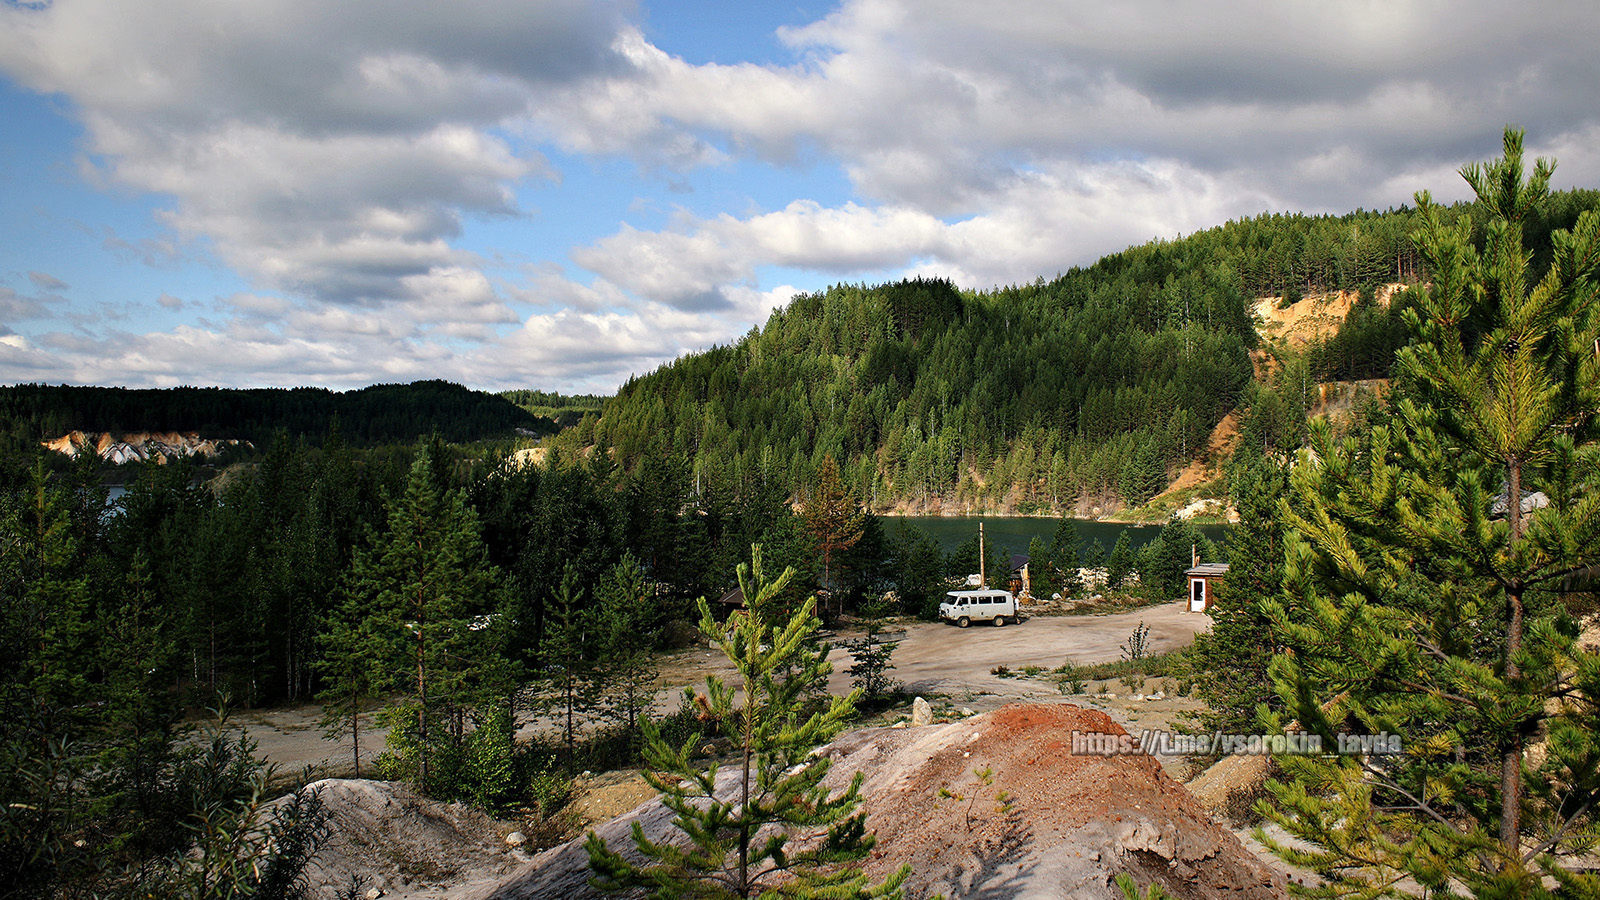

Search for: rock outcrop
xmin=43 ymin=430 xmax=250 ymax=464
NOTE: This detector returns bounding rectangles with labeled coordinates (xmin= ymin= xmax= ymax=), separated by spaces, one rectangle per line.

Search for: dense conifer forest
xmin=0 ymin=379 xmax=551 ymax=449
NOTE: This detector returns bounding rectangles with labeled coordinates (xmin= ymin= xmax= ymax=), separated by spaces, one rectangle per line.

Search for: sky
xmin=2 ymin=1 xmax=1599 ymax=394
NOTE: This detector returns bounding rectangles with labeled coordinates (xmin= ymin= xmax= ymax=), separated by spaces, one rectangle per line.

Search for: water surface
xmin=882 ymin=515 xmax=1229 ymax=557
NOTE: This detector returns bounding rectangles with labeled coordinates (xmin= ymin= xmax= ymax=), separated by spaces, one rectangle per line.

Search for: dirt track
xmin=840 ymin=600 xmax=1203 ymax=703
xmin=238 ymin=601 xmax=1208 ymax=776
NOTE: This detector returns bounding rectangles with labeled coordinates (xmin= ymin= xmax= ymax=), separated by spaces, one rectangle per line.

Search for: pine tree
xmin=803 ymin=455 xmax=865 ymax=618
xmin=315 ymin=588 xmax=382 ymax=779
xmin=585 ymin=546 xmax=909 ymax=899
xmin=1260 ymin=129 xmax=1600 ymax=895
xmin=346 ymin=448 xmax=502 ymax=791
xmin=592 ymin=554 xmax=661 ymax=747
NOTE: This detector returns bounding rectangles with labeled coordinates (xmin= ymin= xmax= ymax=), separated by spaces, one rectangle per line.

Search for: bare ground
xmin=239 ymin=602 xmax=1210 ymax=779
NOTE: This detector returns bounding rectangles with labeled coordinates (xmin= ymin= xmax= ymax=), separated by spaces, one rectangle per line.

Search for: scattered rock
xmin=959 ymin=707 xmax=975 ymax=717
xmin=911 ymin=696 xmax=933 ymax=726
xmin=504 ymin=832 xmax=526 ymax=847
xmin=364 ymin=889 xmax=384 ymax=900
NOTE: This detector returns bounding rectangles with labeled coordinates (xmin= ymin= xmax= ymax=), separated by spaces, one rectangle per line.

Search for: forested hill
xmin=0 ymin=379 xmax=551 ymax=448
xmin=594 ymin=274 xmax=1253 ymax=515
xmin=586 ymin=193 xmax=1600 ymax=514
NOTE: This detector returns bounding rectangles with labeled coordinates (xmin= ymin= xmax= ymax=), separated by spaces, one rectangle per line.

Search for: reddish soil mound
xmin=475 ymin=704 xmax=1283 ymax=900
xmin=823 ymin=704 xmax=1283 ymax=899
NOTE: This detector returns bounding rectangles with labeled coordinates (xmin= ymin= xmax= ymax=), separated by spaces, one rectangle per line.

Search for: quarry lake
xmin=882 ymin=515 xmax=1231 ymax=556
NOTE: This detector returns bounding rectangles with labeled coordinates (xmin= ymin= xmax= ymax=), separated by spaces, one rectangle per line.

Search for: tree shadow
xmin=923 ymin=810 xmax=1037 ymax=900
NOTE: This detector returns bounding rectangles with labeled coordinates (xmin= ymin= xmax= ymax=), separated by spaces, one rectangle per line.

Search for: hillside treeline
xmin=587 ymin=191 xmax=1600 ymax=513
xmin=0 ymin=379 xmax=550 ymax=449
xmin=594 ymin=274 xmax=1252 ymax=513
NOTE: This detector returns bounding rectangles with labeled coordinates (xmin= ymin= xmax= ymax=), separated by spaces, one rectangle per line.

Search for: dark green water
xmin=881 ymin=516 xmax=1231 ymax=557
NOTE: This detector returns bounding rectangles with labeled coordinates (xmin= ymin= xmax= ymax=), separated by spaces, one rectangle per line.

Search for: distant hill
xmin=2 ymin=379 xmax=552 ymax=449
xmin=584 ymin=190 xmax=1600 ymax=516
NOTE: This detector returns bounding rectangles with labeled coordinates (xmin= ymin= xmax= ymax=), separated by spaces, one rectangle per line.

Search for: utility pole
xmin=979 ymin=522 xmax=987 ymax=588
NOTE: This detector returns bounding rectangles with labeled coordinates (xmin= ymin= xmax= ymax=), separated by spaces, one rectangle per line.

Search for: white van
xmin=939 ymin=589 xmax=1018 ymax=627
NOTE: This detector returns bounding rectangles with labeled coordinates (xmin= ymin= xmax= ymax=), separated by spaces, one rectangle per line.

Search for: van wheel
xmin=993 ymin=615 xmax=1008 ymax=627
xmin=957 ymin=616 xmax=970 ymax=628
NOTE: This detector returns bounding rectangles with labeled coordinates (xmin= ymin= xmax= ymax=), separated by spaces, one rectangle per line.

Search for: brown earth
xmin=1252 ymin=282 xmax=1407 ymax=350
xmin=471 ymin=704 xmax=1285 ymax=900
xmin=1162 ymin=410 xmax=1239 ymax=496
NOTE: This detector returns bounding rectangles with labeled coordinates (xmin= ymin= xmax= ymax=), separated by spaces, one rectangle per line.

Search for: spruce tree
xmin=1260 ymin=129 xmax=1600 ymax=895
xmin=1106 ymin=530 xmax=1135 ymax=590
xmin=1049 ymin=515 xmax=1083 ymax=597
xmin=585 ymin=546 xmax=908 ymax=899
xmin=1188 ymin=450 xmax=1291 ymax=733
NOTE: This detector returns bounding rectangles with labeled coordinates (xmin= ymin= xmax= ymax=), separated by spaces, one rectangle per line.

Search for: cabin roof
xmin=1185 ymin=563 xmax=1230 ymax=578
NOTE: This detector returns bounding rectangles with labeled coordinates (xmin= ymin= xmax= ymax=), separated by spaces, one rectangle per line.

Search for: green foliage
xmin=884 ymin=521 xmax=946 ymax=617
xmin=1188 ymin=450 xmax=1292 ymax=733
xmin=1105 ymin=530 xmax=1136 ymax=590
xmin=591 ymin=554 xmax=664 ymax=748
xmin=936 ymin=766 xmax=1015 ymax=832
xmin=1115 ymin=872 xmax=1172 ymax=900
xmin=463 ymin=703 xmax=519 ymax=814
xmin=803 ymin=454 xmax=866 ymax=612
xmin=847 ymin=623 xmax=903 ymax=705
xmin=346 ymin=447 xmax=511 ymax=795
xmin=1120 ymin=621 xmax=1151 ymax=661
xmin=1134 ymin=517 xmax=1215 ymax=600
xmin=595 ymin=269 xmax=1254 ymax=514
xmin=585 ymin=546 xmax=909 ymax=899
xmin=1259 ymin=128 xmax=1600 ymax=896
xmin=139 ymin=719 xmax=329 ymax=900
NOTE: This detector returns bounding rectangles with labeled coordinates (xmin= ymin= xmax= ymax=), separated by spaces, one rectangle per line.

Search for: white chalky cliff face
xmin=43 ymin=431 xmax=251 ymax=464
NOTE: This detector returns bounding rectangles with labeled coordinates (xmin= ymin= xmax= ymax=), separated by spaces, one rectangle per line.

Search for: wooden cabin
xmin=1008 ymin=554 xmax=1030 ymax=600
xmin=1184 ymin=563 xmax=1229 ymax=612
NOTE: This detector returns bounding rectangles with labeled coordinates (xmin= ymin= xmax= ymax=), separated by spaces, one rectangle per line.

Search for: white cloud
xmin=564 ymin=159 xmax=1275 ymax=306
xmin=4 ymin=0 xmax=1599 ymax=392
xmin=0 ymin=0 xmax=627 ymax=306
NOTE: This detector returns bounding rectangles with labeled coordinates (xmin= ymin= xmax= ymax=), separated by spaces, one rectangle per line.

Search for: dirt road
xmin=838 ymin=600 xmax=1203 ymax=704
xmin=238 ymin=601 xmax=1208 ymax=776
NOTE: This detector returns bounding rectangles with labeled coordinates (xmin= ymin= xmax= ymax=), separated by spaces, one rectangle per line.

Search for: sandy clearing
xmin=237 ymin=602 xmax=1209 ymax=778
